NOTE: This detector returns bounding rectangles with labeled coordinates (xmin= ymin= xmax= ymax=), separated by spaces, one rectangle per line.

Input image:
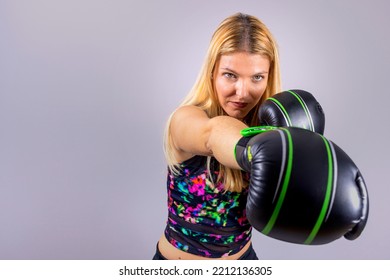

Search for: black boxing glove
xmin=235 ymin=126 xmax=369 ymax=245
xmin=259 ymin=89 xmax=325 ymax=134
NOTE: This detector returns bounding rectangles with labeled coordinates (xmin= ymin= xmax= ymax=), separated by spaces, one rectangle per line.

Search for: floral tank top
xmin=164 ymin=155 xmax=252 ymax=258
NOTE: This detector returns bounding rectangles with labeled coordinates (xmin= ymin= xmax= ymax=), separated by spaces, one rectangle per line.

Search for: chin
xmin=227 ymin=110 xmax=248 ymax=120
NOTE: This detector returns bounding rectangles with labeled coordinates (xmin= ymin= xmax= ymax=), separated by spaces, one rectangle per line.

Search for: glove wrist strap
xmin=235 ymin=136 xmax=251 ymax=171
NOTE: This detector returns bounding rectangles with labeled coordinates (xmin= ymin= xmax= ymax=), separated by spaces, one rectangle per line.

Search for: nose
xmin=235 ymin=79 xmax=249 ymax=98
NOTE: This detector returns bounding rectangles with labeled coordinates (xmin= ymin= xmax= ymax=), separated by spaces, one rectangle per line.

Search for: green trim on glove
xmin=240 ymin=126 xmax=277 ymax=137
xmin=268 ymin=97 xmax=293 ymax=126
xmin=262 ymin=127 xmax=294 ymax=236
xmin=268 ymin=90 xmax=315 ymax=132
xmin=287 ymin=90 xmax=314 ymax=131
xmin=304 ymin=135 xmax=334 ymax=244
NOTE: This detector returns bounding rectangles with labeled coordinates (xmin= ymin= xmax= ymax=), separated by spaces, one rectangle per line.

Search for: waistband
xmin=152 ymin=242 xmax=258 ymax=260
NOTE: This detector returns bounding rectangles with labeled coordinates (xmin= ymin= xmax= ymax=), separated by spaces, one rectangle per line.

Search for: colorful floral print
xmin=164 ymin=156 xmax=252 ymax=257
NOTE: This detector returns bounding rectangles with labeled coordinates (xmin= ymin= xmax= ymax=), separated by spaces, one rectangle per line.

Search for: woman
xmin=154 ymin=12 xmax=281 ymax=260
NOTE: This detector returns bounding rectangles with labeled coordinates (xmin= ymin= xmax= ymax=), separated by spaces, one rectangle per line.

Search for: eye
xmin=223 ymin=72 xmax=236 ymax=79
xmin=252 ymin=75 xmax=264 ymax=82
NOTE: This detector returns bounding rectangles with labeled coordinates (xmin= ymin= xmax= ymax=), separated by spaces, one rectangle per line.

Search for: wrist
xmin=235 ymin=126 xmax=277 ymax=171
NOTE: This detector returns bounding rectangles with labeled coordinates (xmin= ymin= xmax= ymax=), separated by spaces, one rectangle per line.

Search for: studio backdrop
xmin=0 ymin=0 xmax=389 ymax=259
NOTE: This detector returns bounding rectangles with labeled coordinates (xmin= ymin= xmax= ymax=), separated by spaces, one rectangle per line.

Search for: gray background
xmin=1 ymin=0 xmax=389 ymax=259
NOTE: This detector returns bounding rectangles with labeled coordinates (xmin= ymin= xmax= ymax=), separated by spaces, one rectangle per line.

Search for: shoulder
xmin=170 ymin=105 xmax=211 ymax=137
xmin=168 ymin=105 xmax=213 ymax=161
xmin=171 ymin=105 xmax=209 ymax=122
xmin=170 ymin=105 xmax=211 ymax=136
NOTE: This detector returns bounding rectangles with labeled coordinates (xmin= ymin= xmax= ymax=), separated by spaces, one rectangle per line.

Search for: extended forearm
xmin=206 ymin=116 xmax=247 ymax=169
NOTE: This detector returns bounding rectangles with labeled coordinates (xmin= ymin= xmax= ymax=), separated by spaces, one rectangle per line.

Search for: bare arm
xmin=170 ymin=105 xmax=247 ymax=169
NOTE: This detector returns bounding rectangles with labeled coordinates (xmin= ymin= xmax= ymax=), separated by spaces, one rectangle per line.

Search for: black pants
xmin=152 ymin=243 xmax=258 ymax=260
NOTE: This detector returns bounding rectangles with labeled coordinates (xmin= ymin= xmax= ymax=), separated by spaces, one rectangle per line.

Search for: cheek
xmin=252 ymin=82 xmax=268 ymax=100
xmin=250 ymin=86 xmax=265 ymax=102
xmin=254 ymin=88 xmax=266 ymax=100
xmin=215 ymin=79 xmax=233 ymax=100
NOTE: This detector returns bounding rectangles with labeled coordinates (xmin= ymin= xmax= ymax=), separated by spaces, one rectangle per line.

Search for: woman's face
xmin=213 ymin=51 xmax=270 ymax=120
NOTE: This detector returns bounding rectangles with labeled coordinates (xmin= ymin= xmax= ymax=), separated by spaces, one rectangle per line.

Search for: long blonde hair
xmin=164 ymin=13 xmax=282 ymax=192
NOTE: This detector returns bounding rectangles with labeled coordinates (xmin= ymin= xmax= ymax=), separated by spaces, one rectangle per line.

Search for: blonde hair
xmin=164 ymin=13 xmax=282 ymax=192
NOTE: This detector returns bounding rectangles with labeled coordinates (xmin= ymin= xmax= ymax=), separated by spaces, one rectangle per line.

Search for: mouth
xmin=230 ymin=101 xmax=248 ymax=109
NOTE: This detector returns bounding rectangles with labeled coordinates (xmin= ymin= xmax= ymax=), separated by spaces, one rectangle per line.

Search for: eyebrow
xmin=221 ymin=67 xmax=269 ymax=75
